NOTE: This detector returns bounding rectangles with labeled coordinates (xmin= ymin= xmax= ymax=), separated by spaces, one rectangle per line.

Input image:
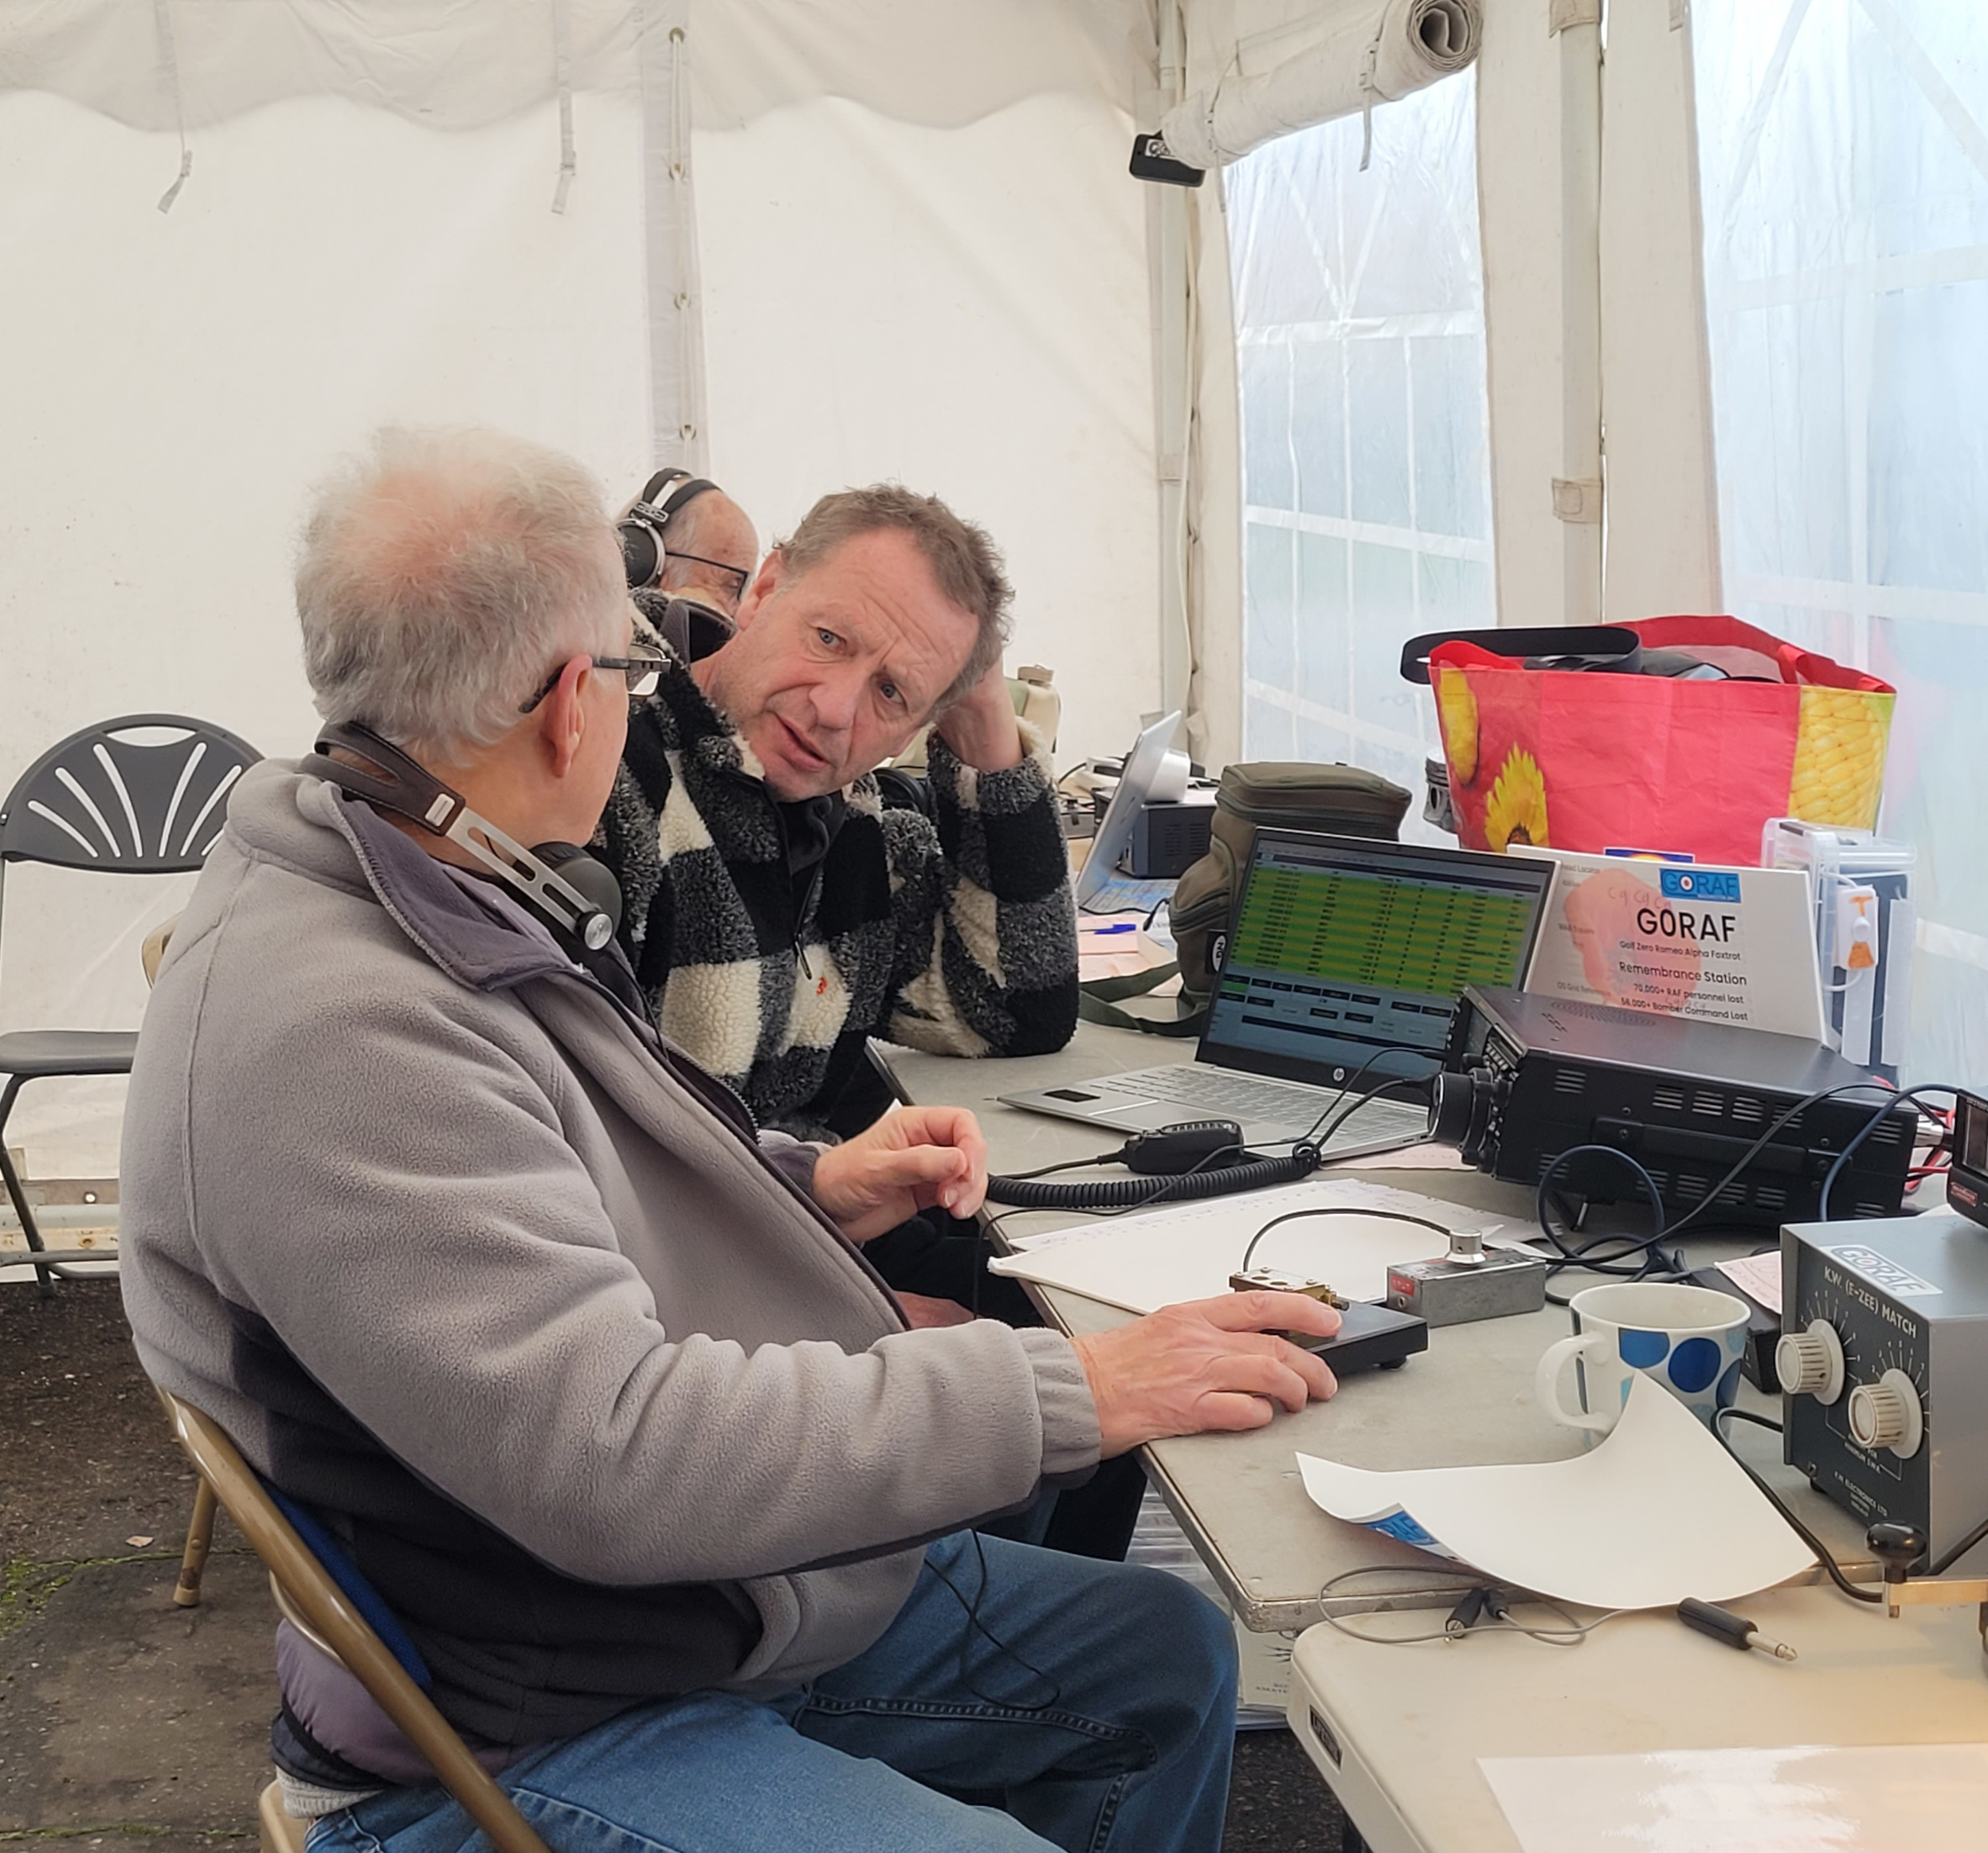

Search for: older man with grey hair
xmin=119 ymin=427 xmax=1341 ymax=1853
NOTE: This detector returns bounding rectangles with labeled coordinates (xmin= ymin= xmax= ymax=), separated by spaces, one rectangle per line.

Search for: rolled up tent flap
xmin=1157 ymin=0 xmax=1480 ymax=172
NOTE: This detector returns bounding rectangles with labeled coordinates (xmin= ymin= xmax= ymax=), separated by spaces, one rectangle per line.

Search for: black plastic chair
xmin=0 ymin=715 xmax=260 ymax=1292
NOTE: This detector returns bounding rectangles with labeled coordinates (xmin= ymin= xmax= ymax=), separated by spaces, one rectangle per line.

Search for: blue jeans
xmin=306 ymin=1532 xmax=1238 ymax=1853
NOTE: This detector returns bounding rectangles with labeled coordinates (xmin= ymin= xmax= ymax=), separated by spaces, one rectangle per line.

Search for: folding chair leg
xmin=174 ymin=1479 xmax=219 ymax=1608
xmin=0 ymin=1087 xmax=55 ymax=1299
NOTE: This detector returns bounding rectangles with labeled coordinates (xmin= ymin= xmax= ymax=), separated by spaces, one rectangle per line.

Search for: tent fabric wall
xmin=0 ymin=85 xmax=655 ymax=1173
xmin=1 ymin=0 xmax=1763 ymax=1176
xmin=1190 ymin=0 xmax=1725 ymax=748
xmin=0 ymin=2 xmax=1169 ymax=1178
xmin=0 ymin=0 xmax=645 ymax=130
xmin=1597 ymin=0 xmax=1721 ymax=621
xmin=688 ymin=0 xmax=1143 ymax=128
xmin=688 ymin=85 xmax=1165 ymax=768
xmin=1167 ymin=0 xmax=1486 ymax=761
xmin=1474 ymin=0 xmax=1602 ymax=633
xmin=1224 ymin=72 xmax=1494 ymax=805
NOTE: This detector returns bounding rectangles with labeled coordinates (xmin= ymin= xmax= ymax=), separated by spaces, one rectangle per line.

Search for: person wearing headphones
xmin=604 ymin=474 xmax=1145 ymax=1557
xmin=618 ymin=467 xmax=761 ymax=620
xmin=117 ymin=427 xmax=1339 ymax=1853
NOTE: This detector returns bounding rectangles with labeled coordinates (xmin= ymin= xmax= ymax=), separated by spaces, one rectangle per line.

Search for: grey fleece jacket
xmin=119 ymin=760 xmax=1099 ymax=1777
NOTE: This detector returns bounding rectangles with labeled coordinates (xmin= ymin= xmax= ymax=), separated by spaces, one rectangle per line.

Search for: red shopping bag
xmin=1429 ymin=617 xmax=1895 ymax=868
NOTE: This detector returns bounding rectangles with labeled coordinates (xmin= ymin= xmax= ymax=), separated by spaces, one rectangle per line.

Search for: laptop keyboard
xmin=1105 ymin=1066 xmax=1427 ymax=1139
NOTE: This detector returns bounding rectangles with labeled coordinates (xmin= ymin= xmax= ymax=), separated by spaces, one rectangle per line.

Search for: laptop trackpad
xmin=1088 ymin=1100 xmax=1186 ymax=1130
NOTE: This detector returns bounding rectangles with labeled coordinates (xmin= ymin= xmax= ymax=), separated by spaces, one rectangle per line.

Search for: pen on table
xmin=1677 ymin=1597 xmax=1797 ymax=1661
xmin=1080 ymin=923 xmax=1138 ymax=936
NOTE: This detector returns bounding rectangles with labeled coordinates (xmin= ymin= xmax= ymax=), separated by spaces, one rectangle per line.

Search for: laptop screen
xmin=1199 ymin=830 xmax=1555 ymax=1090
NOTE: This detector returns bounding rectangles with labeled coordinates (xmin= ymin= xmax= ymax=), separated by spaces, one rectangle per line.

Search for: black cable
xmin=973 ymin=1130 xmax=1290 ymax=1304
xmin=1240 ymin=1206 xmax=1455 ymax=1275
xmin=982 ymin=1042 xmax=1437 ymax=1211
xmin=998 ymin=1149 xmax=1126 ymax=1184
xmin=1713 ymin=1406 xmax=1988 ymax=1585
xmin=1533 ymin=1144 xmax=1676 ymax=1305
xmin=1313 ymin=1565 xmax=1625 ymax=1647
xmin=1817 ymin=1085 xmax=1960 ymax=1221
xmin=1711 ymin=1408 xmax=1883 ymax=1605
xmin=984 ymin=1146 xmax=1318 ymax=1209
xmin=974 ymin=1046 xmax=1442 ymax=1326
xmin=1928 ymin=1510 xmax=1988 ymax=1578
xmin=1292 ymin=1045 xmax=1441 ymax=1142
xmin=1535 ymin=1078 xmax=1898 ymax=1252
xmin=984 ymin=1132 xmax=1285 ymax=1223
xmin=922 ymin=1530 xmax=1063 ymax=1712
xmin=1531 ymin=1080 xmax=1955 ymax=1300
xmin=1657 ymin=1079 xmax=1944 ymax=1242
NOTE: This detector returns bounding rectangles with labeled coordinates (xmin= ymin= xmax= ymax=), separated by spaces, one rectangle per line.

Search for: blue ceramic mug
xmin=1536 ymin=1281 xmax=1750 ymax=1438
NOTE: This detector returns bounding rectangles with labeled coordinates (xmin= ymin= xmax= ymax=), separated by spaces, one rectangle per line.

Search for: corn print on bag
xmin=1428 ymin=617 xmax=1894 ymax=868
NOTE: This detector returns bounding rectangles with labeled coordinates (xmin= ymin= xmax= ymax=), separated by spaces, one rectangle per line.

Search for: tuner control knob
xmin=1867 ymin=1521 xmax=1928 ymax=1582
xmin=1775 ymin=1320 xmax=1845 ymax=1404
xmin=1847 ymin=1369 xmax=1924 ymax=1459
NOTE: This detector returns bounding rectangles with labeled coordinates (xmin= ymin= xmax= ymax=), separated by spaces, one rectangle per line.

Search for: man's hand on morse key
xmin=1072 ymin=1291 xmax=1340 ymax=1457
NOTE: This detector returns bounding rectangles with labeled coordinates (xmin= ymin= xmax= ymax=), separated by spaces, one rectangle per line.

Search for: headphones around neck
xmin=619 ymin=468 xmax=720 ymax=593
xmin=307 ymin=722 xmax=625 ymax=958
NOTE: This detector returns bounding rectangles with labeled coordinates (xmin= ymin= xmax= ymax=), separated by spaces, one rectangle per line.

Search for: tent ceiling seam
xmin=552 ymin=0 xmax=578 ymax=213
xmin=152 ymin=0 xmax=192 ymax=213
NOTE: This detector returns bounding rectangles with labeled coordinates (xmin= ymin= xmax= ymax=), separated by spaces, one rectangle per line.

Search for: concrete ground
xmin=2 ymin=1281 xmax=1347 ymax=1852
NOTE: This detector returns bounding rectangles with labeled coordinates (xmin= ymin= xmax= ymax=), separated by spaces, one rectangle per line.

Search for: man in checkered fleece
xmin=598 ymin=484 xmax=1078 ymax=1164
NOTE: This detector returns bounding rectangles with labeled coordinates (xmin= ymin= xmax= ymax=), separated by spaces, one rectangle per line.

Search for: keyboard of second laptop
xmin=1104 ymin=1065 xmax=1425 ymax=1137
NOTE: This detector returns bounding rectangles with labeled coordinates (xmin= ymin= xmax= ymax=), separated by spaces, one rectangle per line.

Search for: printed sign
xmin=1518 ymin=848 xmax=1823 ymax=1039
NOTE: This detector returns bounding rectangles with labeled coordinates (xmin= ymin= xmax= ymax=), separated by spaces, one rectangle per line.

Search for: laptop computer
xmin=1076 ymin=710 xmax=1184 ymax=913
xmin=1005 ymin=829 xmax=1557 ymax=1155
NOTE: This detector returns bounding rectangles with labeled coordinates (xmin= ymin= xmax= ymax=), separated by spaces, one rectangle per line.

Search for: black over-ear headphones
xmin=643 ymin=591 xmax=737 ymax=664
xmin=307 ymin=723 xmax=625 ymax=958
xmin=619 ymin=468 xmax=720 ymax=591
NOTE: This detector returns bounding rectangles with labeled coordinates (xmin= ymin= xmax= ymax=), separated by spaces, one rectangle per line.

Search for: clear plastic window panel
xmin=1693 ymin=0 xmax=1988 ymax=1088
xmin=1225 ymin=72 xmax=1493 ymax=844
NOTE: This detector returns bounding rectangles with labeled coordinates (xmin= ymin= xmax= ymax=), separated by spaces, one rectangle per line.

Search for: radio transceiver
xmin=1778 ymin=1211 xmax=1988 ymax=1577
xmin=1948 ymin=1088 xmax=1988 ymax=1229
xmin=1430 ymin=988 xmax=1915 ymax=1227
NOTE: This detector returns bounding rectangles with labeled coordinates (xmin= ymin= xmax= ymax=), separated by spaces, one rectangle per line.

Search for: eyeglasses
xmin=655 ymin=551 xmax=751 ymax=602
xmin=520 ymin=644 xmax=670 ymax=715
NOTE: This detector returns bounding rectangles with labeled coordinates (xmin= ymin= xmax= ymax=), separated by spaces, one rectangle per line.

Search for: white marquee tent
xmin=3 ymin=0 xmax=1984 ymax=1180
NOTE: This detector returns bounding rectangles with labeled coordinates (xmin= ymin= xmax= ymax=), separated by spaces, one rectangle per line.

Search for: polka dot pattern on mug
xmin=1615 ymin=1325 xmax=1751 ymax=1404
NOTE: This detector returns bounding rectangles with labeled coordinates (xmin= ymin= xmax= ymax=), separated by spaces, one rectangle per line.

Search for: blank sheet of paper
xmin=987 ymin=1178 xmax=1510 ymax=1313
xmin=1481 ymin=1742 xmax=1988 ymax=1853
xmin=1296 ymin=1375 xmax=1816 ymax=1608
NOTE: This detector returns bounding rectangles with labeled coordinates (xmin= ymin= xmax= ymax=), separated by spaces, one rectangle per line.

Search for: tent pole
xmin=1557 ymin=10 xmax=1605 ymax=626
xmin=1153 ymin=0 xmax=1194 ymax=726
xmin=639 ymin=0 xmax=706 ymax=472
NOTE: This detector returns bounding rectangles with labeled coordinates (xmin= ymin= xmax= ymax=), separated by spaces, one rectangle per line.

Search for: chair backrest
xmin=155 ymin=1388 xmax=551 ymax=1853
xmin=1 ymin=715 xmax=261 ymax=873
